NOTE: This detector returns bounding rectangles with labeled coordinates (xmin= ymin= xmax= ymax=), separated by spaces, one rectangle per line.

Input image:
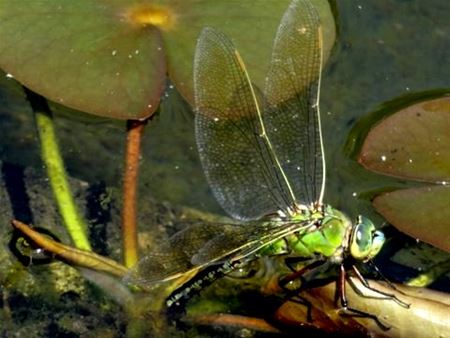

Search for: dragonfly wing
xmin=194 ymin=27 xmax=297 ymax=220
xmin=192 ymin=219 xmax=316 ymax=265
xmin=263 ymin=0 xmax=326 ymax=206
xmin=124 ymin=248 xmax=193 ymax=288
xmin=124 ymin=222 xmax=244 ymax=287
xmin=126 ymin=218 xmax=315 ymax=287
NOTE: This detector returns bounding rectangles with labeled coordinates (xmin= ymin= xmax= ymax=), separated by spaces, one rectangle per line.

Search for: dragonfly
xmin=126 ymin=0 xmax=404 ymax=327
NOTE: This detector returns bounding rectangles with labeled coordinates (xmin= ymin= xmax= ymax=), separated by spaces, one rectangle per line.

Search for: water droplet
xmin=213 ymin=117 xmax=219 ymax=122
xmin=5 ymin=73 xmax=13 ymax=78
xmin=111 ymin=50 xmax=117 ymax=56
xmin=134 ymin=49 xmax=140 ymax=54
xmin=380 ymin=155 xmax=387 ymax=162
xmin=352 ymin=192 xmax=357 ymax=197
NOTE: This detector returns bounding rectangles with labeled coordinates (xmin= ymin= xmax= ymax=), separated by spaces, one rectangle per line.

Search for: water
xmin=0 ymin=1 xmax=449 ymax=337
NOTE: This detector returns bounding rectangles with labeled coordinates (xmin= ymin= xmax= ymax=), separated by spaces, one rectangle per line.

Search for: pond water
xmin=0 ymin=1 xmax=449 ymax=337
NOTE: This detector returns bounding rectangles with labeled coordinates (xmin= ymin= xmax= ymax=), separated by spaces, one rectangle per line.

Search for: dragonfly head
xmin=349 ymin=216 xmax=385 ymax=262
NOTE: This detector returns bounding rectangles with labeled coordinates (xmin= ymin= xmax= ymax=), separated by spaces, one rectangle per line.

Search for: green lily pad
xmin=0 ymin=1 xmax=166 ymax=120
xmin=359 ymin=96 xmax=450 ymax=252
xmin=164 ymin=0 xmax=336 ymax=104
xmin=0 ymin=0 xmax=335 ymax=120
xmin=359 ymin=97 xmax=450 ymax=183
xmin=373 ymin=186 xmax=450 ymax=252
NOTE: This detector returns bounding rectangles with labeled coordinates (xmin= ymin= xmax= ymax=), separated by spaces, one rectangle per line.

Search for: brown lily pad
xmin=373 ymin=185 xmax=450 ymax=252
xmin=359 ymin=96 xmax=450 ymax=252
xmin=359 ymin=96 xmax=450 ymax=183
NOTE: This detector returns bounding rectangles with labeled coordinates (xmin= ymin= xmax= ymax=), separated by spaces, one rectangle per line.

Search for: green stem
xmin=24 ymin=88 xmax=91 ymax=250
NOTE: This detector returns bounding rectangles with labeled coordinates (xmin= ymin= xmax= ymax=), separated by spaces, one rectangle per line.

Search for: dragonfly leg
xmin=288 ymin=294 xmax=314 ymax=322
xmin=351 ymin=265 xmax=410 ymax=308
xmin=338 ymin=307 xmax=391 ymax=331
xmin=281 ymin=258 xmax=325 ymax=285
xmin=337 ymin=264 xmax=348 ymax=307
xmin=337 ymin=264 xmax=392 ymax=331
xmin=368 ymin=260 xmax=410 ymax=299
xmin=278 ymin=259 xmax=327 ymax=322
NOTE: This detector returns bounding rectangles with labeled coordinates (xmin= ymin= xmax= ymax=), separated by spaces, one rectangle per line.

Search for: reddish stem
xmin=187 ymin=313 xmax=281 ymax=334
xmin=122 ymin=119 xmax=146 ymax=268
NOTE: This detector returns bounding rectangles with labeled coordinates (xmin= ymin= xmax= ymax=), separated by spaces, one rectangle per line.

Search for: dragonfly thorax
xmin=282 ymin=206 xmax=385 ymax=265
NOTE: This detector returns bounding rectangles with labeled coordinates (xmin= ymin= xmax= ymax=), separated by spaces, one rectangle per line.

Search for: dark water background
xmin=0 ymin=1 xmax=449 ymax=337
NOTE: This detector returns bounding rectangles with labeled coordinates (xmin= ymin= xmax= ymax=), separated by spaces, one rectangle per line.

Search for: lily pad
xmin=359 ymin=96 xmax=450 ymax=252
xmin=373 ymin=186 xmax=450 ymax=252
xmin=0 ymin=0 xmax=335 ymax=120
xmin=359 ymin=97 xmax=450 ymax=183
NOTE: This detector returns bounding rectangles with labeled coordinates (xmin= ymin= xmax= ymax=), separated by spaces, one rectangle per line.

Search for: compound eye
xmin=350 ymin=220 xmax=372 ymax=260
xmin=350 ymin=216 xmax=386 ymax=261
xmin=368 ymin=230 xmax=385 ymax=259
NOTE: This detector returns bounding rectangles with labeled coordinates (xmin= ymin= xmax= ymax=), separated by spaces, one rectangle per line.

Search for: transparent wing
xmin=194 ymin=27 xmax=297 ymax=221
xmin=124 ymin=222 xmax=230 ymax=287
xmin=264 ymin=0 xmax=326 ymax=206
xmin=191 ymin=218 xmax=315 ymax=265
xmin=125 ymin=219 xmax=315 ymax=288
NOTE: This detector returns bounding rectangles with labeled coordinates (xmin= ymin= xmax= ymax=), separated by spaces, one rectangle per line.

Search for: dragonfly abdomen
xmin=165 ymin=259 xmax=241 ymax=317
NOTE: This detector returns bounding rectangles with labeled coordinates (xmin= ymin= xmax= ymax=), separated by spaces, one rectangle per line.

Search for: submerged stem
xmin=24 ymin=87 xmax=91 ymax=250
xmin=122 ymin=119 xmax=147 ymax=268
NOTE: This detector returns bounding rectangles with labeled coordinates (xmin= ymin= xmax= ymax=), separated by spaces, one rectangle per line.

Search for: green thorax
xmin=259 ymin=205 xmax=352 ymax=259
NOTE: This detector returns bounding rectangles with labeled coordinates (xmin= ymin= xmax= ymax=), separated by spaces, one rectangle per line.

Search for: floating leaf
xmin=359 ymin=96 xmax=450 ymax=183
xmin=0 ymin=0 xmax=335 ymax=120
xmin=373 ymin=186 xmax=450 ymax=252
xmin=359 ymin=96 xmax=450 ymax=252
xmin=0 ymin=2 xmax=166 ymax=120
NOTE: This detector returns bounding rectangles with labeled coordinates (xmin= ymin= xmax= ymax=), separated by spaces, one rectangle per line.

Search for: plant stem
xmin=24 ymin=87 xmax=91 ymax=250
xmin=122 ymin=119 xmax=146 ymax=268
xmin=12 ymin=220 xmax=127 ymax=277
